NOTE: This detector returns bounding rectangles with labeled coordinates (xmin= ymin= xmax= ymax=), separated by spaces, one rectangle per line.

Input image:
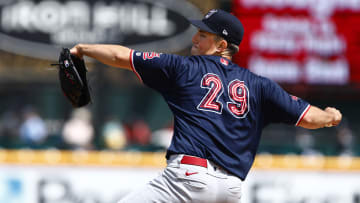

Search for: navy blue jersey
xmin=130 ymin=50 xmax=310 ymax=180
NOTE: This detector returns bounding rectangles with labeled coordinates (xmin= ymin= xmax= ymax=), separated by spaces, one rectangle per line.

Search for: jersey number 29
xmin=197 ymin=73 xmax=249 ymax=118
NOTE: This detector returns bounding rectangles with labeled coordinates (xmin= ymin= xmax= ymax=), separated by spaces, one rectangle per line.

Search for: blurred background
xmin=0 ymin=0 xmax=360 ymax=202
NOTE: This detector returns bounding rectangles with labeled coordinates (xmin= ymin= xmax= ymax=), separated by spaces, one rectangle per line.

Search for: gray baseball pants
xmin=118 ymin=154 xmax=242 ymax=203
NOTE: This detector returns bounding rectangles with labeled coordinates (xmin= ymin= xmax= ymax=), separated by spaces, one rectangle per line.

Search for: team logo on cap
xmin=205 ymin=9 xmax=217 ymax=19
xmin=222 ymin=29 xmax=228 ymax=36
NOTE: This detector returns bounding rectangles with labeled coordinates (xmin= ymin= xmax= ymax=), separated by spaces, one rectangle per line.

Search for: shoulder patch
xmin=220 ymin=58 xmax=229 ymax=66
xmin=291 ymin=95 xmax=298 ymax=101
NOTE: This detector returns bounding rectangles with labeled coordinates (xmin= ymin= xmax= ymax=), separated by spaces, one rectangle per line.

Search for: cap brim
xmin=189 ymin=19 xmax=217 ymax=34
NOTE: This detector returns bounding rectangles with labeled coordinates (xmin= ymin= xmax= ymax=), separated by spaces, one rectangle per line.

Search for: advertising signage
xmin=232 ymin=0 xmax=360 ymax=85
xmin=0 ymin=0 xmax=201 ymax=60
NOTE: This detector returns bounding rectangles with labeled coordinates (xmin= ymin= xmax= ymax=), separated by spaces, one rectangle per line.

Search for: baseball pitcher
xmin=69 ymin=9 xmax=342 ymax=203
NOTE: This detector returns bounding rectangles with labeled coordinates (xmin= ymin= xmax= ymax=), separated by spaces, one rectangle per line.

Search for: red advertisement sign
xmin=232 ymin=0 xmax=360 ymax=85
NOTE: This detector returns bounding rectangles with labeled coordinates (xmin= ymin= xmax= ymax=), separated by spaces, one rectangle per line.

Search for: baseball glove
xmin=52 ymin=48 xmax=91 ymax=108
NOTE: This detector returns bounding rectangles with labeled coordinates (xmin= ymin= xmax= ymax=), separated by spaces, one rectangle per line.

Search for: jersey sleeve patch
xmin=130 ymin=50 xmax=185 ymax=92
xmin=142 ymin=52 xmax=161 ymax=60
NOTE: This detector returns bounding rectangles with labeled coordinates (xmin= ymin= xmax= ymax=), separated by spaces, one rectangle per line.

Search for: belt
xmin=180 ymin=155 xmax=208 ymax=168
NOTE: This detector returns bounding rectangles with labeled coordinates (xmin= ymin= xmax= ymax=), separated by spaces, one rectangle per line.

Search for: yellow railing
xmin=253 ymin=154 xmax=360 ymax=171
xmin=1 ymin=150 xmax=360 ymax=171
xmin=0 ymin=150 xmax=166 ymax=168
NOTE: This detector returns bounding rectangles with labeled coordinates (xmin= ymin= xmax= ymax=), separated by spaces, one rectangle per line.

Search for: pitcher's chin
xmin=190 ymin=46 xmax=199 ymax=55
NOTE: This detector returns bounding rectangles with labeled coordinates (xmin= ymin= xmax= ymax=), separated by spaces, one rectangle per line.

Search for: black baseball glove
xmin=52 ymin=48 xmax=91 ymax=108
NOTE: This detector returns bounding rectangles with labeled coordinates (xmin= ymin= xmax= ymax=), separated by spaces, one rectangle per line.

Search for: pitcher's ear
xmin=216 ymin=39 xmax=228 ymax=52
